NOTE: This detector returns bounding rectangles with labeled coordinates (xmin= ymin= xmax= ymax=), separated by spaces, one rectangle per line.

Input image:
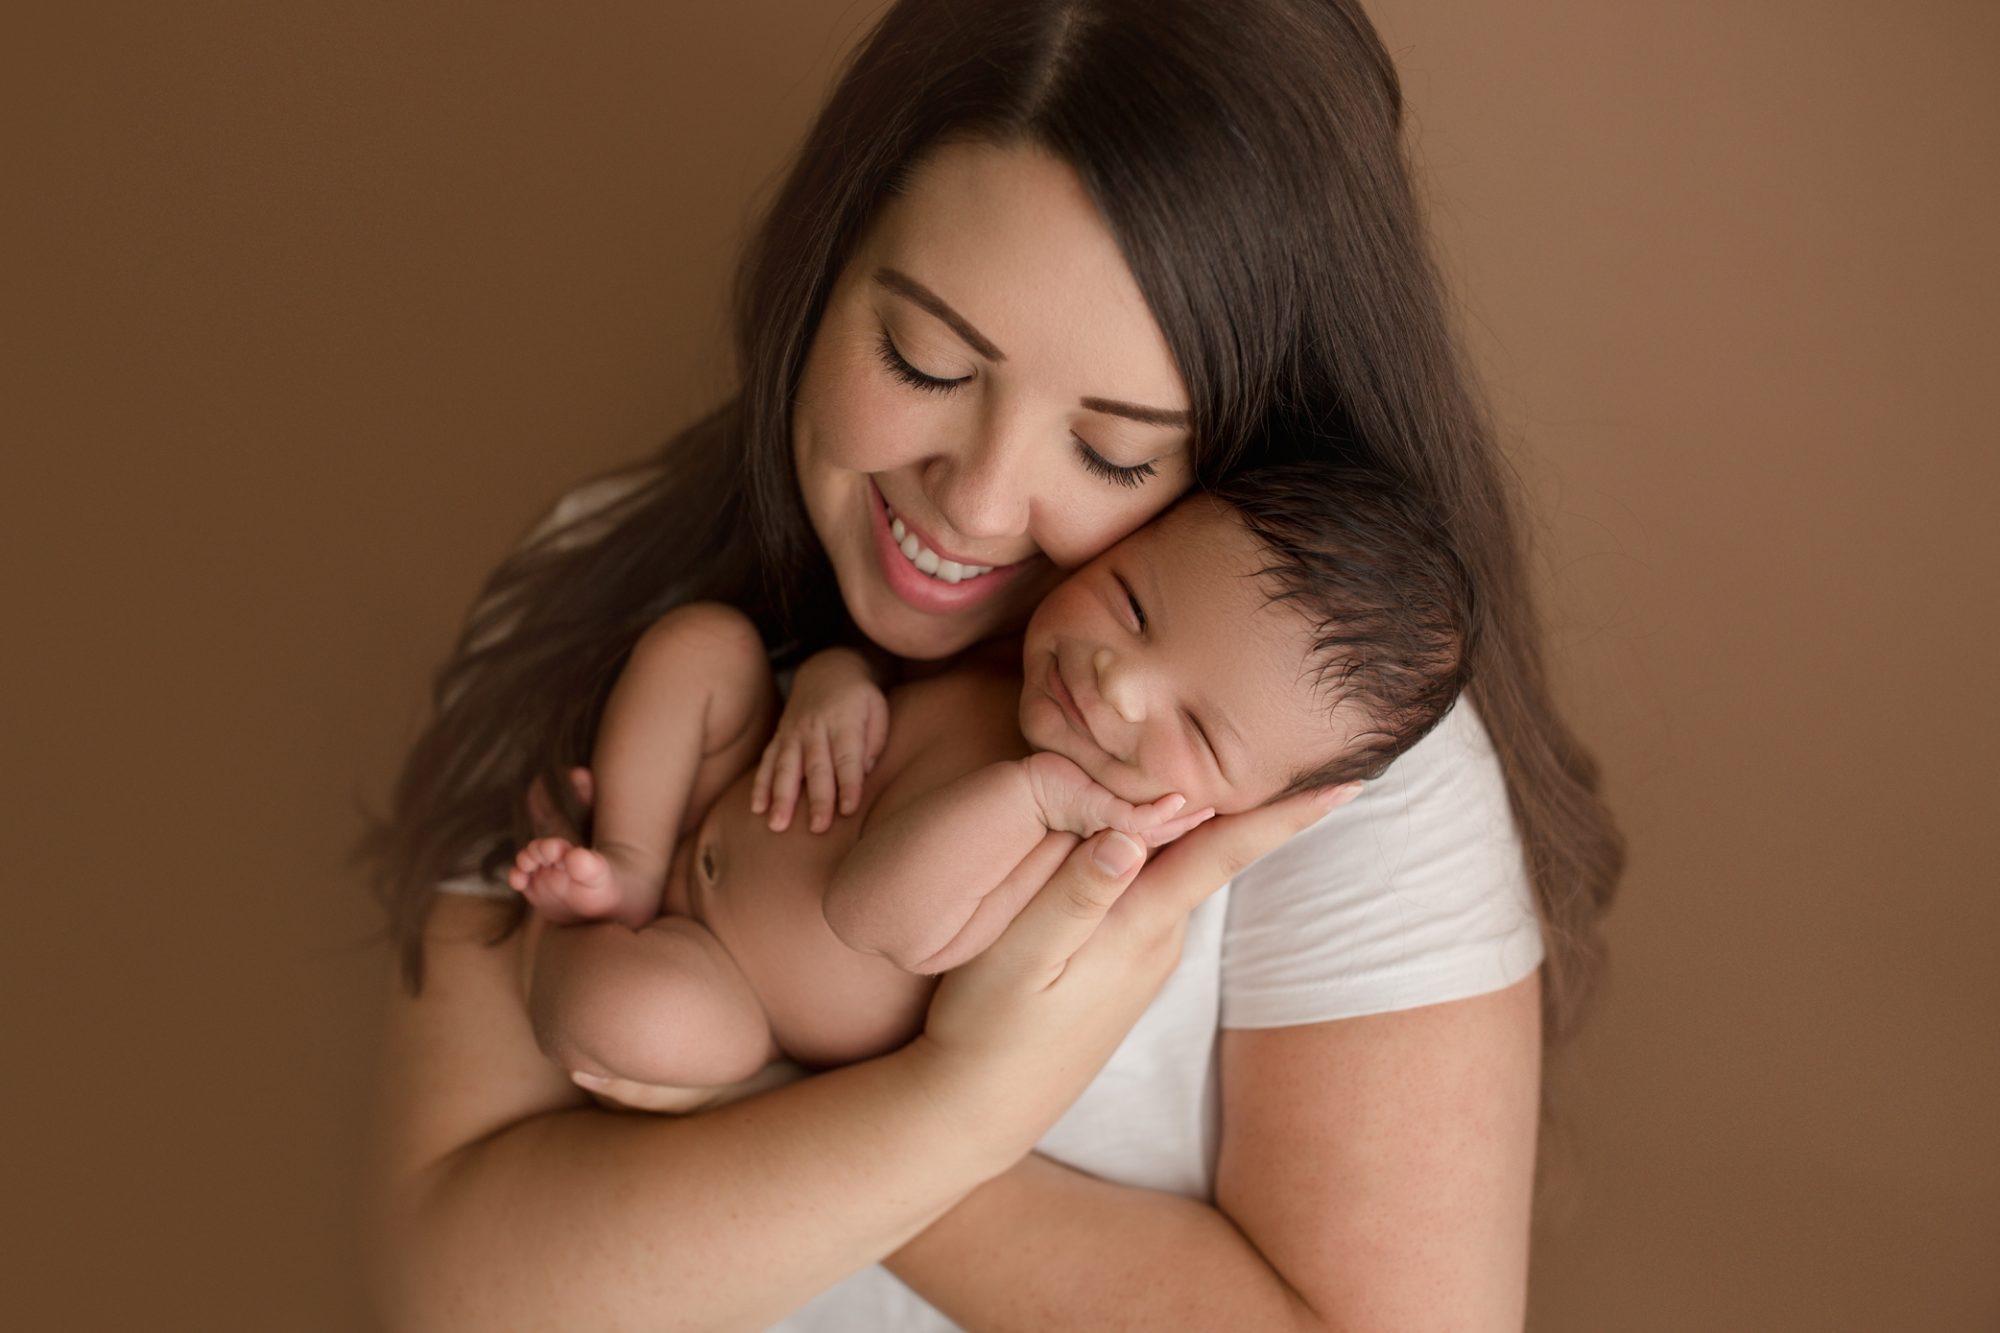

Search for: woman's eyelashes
xmin=875 ymin=329 xmax=967 ymax=392
xmin=876 ymin=324 xmax=1162 ymax=489
xmin=1073 ymin=438 xmax=1159 ymax=489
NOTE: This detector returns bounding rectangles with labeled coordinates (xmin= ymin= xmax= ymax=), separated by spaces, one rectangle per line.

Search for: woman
xmin=362 ymin=1 xmax=1622 ymax=1328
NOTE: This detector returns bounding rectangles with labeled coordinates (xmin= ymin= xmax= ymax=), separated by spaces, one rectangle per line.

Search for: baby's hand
xmin=1021 ymin=751 xmax=1216 ymax=846
xmin=752 ymin=647 xmax=890 ymax=833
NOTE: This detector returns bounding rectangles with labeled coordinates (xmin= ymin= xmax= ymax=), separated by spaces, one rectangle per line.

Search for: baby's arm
xmin=823 ymin=751 xmax=1208 ymax=974
xmin=510 ymin=602 xmax=775 ymax=926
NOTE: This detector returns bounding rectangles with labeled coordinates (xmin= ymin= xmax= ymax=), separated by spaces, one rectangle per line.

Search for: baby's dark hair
xmin=1206 ymin=461 xmax=1478 ymax=791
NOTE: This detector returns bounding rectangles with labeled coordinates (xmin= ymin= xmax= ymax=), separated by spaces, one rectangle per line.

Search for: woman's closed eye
xmin=876 ymin=328 xmax=967 ymax=393
xmin=1074 ymin=438 xmax=1159 ymax=489
xmin=879 ymin=325 xmax=1163 ymax=490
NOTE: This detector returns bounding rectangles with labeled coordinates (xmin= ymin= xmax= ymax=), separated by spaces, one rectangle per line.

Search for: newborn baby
xmin=510 ymin=464 xmax=1473 ymax=1093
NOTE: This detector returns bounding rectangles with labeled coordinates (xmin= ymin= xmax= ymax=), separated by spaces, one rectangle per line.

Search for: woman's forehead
xmin=857 ymin=140 xmax=1188 ymax=411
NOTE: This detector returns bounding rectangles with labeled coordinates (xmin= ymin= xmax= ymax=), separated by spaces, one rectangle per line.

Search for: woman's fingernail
xmin=571 ymin=1071 xmax=608 ymax=1088
xmin=1092 ymin=831 xmax=1143 ymax=877
xmin=1316 ymin=781 xmax=1363 ymax=811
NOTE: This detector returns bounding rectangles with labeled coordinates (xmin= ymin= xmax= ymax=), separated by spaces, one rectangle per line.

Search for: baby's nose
xmin=1094 ymin=647 xmax=1148 ymax=724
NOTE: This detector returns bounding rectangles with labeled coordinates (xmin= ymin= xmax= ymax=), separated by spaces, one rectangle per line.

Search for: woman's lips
xmin=866 ymin=480 xmax=1033 ymax=616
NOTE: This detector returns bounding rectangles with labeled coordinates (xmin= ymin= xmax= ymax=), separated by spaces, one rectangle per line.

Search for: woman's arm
xmin=368 ymin=895 xmax=984 ymax=1332
xmin=367 ymin=785 xmax=1342 ymax=1331
xmin=884 ymin=972 xmax=1543 ymax=1332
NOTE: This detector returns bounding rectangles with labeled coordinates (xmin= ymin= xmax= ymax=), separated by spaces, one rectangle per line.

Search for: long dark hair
xmin=358 ymin=0 xmax=1622 ymax=1047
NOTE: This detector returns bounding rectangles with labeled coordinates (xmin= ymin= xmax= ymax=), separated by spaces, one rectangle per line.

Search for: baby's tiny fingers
xmin=804 ymin=730 xmax=838 ymax=832
xmin=832 ymin=741 xmax=867 ymax=814
xmin=1142 ymin=806 xmax=1217 ymax=847
xmin=1126 ymin=792 xmax=1189 ymax=827
xmin=864 ymin=695 xmax=890 ymax=773
xmin=768 ymin=741 xmax=804 ymax=831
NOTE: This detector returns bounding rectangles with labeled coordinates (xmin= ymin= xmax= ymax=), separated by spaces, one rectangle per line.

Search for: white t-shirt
xmin=773 ymin=698 xmax=1539 ymax=1331
xmin=437 ymin=476 xmax=1544 ymax=1331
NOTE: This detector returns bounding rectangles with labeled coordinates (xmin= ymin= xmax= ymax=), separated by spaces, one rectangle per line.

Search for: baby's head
xmin=1019 ymin=463 xmax=1475 ymax=815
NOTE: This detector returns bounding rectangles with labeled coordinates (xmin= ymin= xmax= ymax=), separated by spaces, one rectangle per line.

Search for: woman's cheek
xmin=1038 ymin=487 xmax=1186 ymax=572
xmin=818 ymin=374 xmax=936 ymax=474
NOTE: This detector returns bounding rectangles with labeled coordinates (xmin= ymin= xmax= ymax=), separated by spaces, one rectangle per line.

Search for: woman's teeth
xmin=887 ymin=509 xmax=995 ymax=585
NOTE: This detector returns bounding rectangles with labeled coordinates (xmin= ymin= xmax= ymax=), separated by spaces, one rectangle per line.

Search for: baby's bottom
xmin=528 ymin=914 xmax=781 ymax=1088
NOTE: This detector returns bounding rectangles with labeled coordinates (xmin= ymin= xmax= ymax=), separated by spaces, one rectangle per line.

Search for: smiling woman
xmin=357 ymin=2 xmax=1620 ymax=1329
xmin=794 ymin=142 xmax=1199 ymax=660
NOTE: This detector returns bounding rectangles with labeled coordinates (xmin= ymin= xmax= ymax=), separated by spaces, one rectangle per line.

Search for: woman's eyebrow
xmin=1080 ymin=397 xmax=1190 ymax=428
xmin=874 ymin=268 xmax=1005 ymax=361
xmin=874 ymin=267 xmax=1192 ymax=428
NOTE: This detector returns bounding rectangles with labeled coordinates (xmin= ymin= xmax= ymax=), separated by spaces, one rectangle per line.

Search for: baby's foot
xmin=508 ymin=837 xmax=629 ymax=924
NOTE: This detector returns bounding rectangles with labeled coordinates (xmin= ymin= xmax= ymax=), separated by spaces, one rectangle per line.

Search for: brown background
xmin=7 ymin=1 xmax=1995 ymax=1329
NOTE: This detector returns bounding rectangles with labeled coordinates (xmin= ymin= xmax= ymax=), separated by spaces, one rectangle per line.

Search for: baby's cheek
xmin=1123 ymin=751 xmax=1213 ymax=810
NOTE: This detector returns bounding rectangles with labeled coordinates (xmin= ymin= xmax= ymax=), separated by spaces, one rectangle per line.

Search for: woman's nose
xmin=921 ymin=411 xmax=1035 ymax=542
xmin=1093 ymin=647 xmax=1150 ymax=724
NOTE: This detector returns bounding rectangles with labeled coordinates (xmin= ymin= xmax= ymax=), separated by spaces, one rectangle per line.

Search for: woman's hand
xmin=907 ymin=781 xmax=1361 ymax=1166
xmin=751 ymin=647 xmax=890 ymax=834
xmin=571 ymin=1059 xmax=809 ymax=1113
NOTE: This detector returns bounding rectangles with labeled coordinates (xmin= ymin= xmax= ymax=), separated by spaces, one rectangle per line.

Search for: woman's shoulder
xmin=1253 ymin=699 xmax=1520 ymax=876
xmin=1218 ymin=699 xmax=1543 ymax=1024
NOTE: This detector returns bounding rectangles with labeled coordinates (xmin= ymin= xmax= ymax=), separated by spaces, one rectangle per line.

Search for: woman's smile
xmin=865 ymin=479 xmax=1036 ymax=616
xmin=790 ymin=140 xmax=1195 ymax=660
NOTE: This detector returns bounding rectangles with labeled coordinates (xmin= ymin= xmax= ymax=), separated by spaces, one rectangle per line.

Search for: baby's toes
xmin=511 ymin=839 xmax=561 ymax=892
xmin=521 ymin=837 xmax=572 ymax=870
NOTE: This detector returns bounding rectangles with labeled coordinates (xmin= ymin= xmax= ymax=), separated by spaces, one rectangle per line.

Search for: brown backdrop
xmin=8 ymin=2 xmax=1995 ymax=1329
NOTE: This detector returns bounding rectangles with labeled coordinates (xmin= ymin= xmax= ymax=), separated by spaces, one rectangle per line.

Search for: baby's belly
xmin=691 ymin=771 xmax=933 ymax=1069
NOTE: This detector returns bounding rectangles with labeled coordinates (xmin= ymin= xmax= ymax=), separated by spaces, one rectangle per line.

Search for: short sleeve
xmin=1219 ymin=700 xmax=1544 ymax=1028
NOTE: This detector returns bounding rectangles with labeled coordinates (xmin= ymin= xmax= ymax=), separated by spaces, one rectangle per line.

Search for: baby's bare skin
xmin=517 ymin=628 xmax=1178 ymax=1086
xmin=515 ymin=501 xmax=1374 ymax=1094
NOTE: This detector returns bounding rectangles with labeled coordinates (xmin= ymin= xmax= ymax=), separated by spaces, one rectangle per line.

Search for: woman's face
xmin=793 ymin=139 xmax=1197 ymax=660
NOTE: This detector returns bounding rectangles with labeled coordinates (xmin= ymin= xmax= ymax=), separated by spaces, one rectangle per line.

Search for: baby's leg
xmin=594 ymin=604 xmax=776 ymax=895
xmin=528 ymin=913 xmax=781 ymax=1088
xmin=512 ymin=603 xmax=777 ymax=927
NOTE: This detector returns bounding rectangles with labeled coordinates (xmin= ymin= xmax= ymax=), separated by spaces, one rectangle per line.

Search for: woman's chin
xmin=852 ymin=592 xmax=991 ymax=661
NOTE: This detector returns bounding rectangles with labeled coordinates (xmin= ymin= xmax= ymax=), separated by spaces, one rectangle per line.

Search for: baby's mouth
xmin=1046 ymin=653 xmax=1094 ymax=746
